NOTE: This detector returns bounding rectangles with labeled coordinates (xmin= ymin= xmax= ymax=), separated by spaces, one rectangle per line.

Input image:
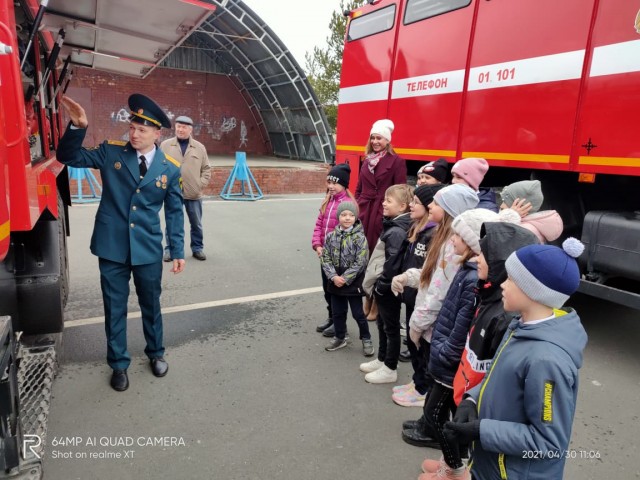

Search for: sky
xmin=241 ymin=0 xmax=339 ymax=68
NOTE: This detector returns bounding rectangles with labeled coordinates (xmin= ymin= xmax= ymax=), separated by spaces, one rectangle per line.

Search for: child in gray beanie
xmin=433 ymin=184 xmax=479 ymax=218
xmin=320 ymin=201 xmax=374 ymax=356
xmin=499 ymin=180 xmax=564 ymax=244
xmin=500 ymin=180 xmax=544 ymax=215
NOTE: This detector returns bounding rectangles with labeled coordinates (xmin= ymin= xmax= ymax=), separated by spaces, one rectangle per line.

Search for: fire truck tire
xmin=57 ymin=193 xmax=69 ymax=309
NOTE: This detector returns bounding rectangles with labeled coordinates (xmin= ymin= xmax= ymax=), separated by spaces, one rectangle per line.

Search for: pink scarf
xmin=366 ymin=151 xmax=386 ymax=174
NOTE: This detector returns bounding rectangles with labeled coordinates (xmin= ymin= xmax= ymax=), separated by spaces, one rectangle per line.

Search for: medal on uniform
xmin=114 ymin=161 xmax=121 ymax=170
xmin=161 ymin=174 xmax=167 ymax=189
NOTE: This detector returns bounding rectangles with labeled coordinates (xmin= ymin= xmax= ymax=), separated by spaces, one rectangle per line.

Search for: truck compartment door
xmin=460 ymin=0 xmax=596 ymax=171
xmin=573 ymin=1 xmax=640 ymax=177
xmin=389 ymin=0 xmax=475 ymax=163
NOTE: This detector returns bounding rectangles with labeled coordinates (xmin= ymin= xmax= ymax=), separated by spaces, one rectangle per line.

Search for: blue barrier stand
xmin=220 ymin=151 xmax=264 ymax=201
xmin=68 ymin=167 xmax=102 ymax=203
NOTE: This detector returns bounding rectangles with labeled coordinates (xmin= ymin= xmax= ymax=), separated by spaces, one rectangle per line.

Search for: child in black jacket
xmin=359 ymin=184 xmax=413 ymax=384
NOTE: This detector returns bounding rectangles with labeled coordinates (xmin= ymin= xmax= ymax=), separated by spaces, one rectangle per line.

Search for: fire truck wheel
xmin=57 ymin=193 xmax=69 ymax=309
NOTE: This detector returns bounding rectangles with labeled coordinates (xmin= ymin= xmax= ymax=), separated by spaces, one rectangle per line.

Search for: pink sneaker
xmin=392 ymin=381 xmax=414 ymax=394
xmin=392 ymin=387 xmax=426 ymax=407
xmin=418 ymin=460 xmax=470 ymax=480
xmin=421 ymin=458 xmax=442 ymax=473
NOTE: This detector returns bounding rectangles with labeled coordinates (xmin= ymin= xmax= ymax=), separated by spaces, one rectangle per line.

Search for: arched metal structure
xmin=162 ymin=0 xmax=335 ymax=163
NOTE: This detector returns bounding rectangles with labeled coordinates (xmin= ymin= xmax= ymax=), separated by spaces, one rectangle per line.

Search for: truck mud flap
xmin=17 ymin=343 xmax=57 ymax=465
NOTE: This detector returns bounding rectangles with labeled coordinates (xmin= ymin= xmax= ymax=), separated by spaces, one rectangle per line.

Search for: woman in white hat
xmin=356 ymin=119 xmax=407 ymax=251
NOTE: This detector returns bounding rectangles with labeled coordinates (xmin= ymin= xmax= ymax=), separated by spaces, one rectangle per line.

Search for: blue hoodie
xmin=467 ymin=309 xmax=588 ymax=480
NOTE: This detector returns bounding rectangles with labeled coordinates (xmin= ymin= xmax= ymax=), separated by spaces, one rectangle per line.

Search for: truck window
xmin=404 ymin=0 xmax=471 ymax=25
xmin=348 ymin=5 xmax=396 ymax=41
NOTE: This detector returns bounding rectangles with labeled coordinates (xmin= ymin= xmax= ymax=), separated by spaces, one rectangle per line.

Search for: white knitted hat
xmin=370 ymin=119 xmax=395 ymax=141
xmin=452 ymin=208 xmax=520 ymax=254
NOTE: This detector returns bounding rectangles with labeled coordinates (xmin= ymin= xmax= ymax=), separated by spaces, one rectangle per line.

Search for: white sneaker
xmin=359 ymin=358 xmax=384 ymax=373
xmin=365 ymin=365 xmax=398 ymax=384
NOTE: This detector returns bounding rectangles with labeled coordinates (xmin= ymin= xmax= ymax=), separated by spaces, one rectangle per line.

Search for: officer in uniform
xmin=58 ymin=94 xmax=185 ymax=392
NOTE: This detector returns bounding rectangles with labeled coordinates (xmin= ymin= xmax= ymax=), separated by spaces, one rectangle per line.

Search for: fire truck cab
xmin=336 ymin=0 xmax=640 ymax=308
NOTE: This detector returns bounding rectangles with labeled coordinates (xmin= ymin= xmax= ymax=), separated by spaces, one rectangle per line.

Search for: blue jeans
xmin=166 ymin=199 xmax=203 ymax=254
xmin=330 ymin=294 xmax=370 ymax=341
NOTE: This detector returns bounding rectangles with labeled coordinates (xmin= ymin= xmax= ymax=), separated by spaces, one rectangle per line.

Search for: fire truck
xmin=0 ymin=0 xmax=214 ymax=475
xmin=336 ymin=0 xmax=640 ymax=308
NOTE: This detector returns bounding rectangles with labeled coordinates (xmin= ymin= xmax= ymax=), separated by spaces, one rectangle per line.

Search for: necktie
xmin=139 ymin=155 xmax=147 ymax=178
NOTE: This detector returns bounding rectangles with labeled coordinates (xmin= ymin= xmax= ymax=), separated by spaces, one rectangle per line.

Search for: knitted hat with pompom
xmin=505 ymin=238 xmax=585 ymax=308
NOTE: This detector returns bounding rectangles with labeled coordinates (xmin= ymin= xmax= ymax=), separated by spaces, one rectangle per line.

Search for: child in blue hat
xmin=443 ymin=239 xmax=588 ymax=480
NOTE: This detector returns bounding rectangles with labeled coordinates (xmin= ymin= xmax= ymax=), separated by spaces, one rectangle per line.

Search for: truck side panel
xmin=336 ymin=0 xmax=400 ymax=189
xmin=574 ymin=2 xmax=640 ymax=176
xmin=389 ymin=0 xmax=475 ymax=162
xmin=459 ymin=0 xmax=596 ymax=171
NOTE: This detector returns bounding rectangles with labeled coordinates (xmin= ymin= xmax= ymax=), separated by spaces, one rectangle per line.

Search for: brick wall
xmin=69 ymin=164 xmax=330 ymax=200
xmin=67 ymin=67 xmax=270 ymax=156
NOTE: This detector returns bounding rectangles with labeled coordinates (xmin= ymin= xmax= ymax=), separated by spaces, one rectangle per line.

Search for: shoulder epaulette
xmin=107 ymin=140 xmax=127 ymax=146
xmin=165 ymin=154 xmax=181 ymax=168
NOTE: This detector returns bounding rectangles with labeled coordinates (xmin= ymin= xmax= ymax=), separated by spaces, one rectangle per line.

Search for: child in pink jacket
xmin=312 ymin=163 xmax=357 ymax=335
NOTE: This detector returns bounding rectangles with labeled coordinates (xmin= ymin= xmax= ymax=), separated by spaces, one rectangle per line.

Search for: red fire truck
xmin=336 ymin=0 xmax=640 ymax=308
xmin=1 ymin=0 xmax=215 ymax=474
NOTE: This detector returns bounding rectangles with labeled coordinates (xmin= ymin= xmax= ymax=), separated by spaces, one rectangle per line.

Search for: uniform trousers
xmin=99 ymin=258 xmax=164 ymax=370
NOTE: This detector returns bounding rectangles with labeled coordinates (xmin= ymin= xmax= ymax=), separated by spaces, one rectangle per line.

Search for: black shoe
xmin=322 ymin=324 xmax=335 ymax=337
xmin=402 ymin=415 xmax=426 ymax=431
xmin=163 ymin=252 xmax=172 ymax=262
xmin=398 ymin=349 xmax=412 ymax=362
xmin=316 ymin=319 xmax=332 ymax=333
xmin=193 ymin=251 xmax=206 ymax=261
xmin=110 ymin=369 xmax=129 ymax=392
xmin=401 ymin=427 xmax=440 ymax=448
xmin=402 ymin=337 xmax=408 ymax=346
xmin=150 ymin=357 xmax=169 ymax=377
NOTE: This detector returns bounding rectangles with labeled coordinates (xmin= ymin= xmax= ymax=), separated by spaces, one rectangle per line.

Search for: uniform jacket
xmin=407 ymin=240 xmax=461 ymax=341
xmin=400 ymin=221 xmax=437 ymax=308
xmin=160 ymin=136 xmax=210 ymax=200
xmin=56 ymin=126 xmax=184 ymax=264
xmin=468 ymin=309 xmax=587 ymax=480
xmin=321 ymin=220 xmax=369 ymax=296
xmin=374 ymin=213 xmax=412 ymax=297
xmin=453 ymin=222 xmax=539 ymax=404
xmin=311 ymin=190 xmax=351 ymax=250
xmin=355 ymin=152 xmax=407 ymax=250
xmin=428 ymin=261 xmax=478 ymax=387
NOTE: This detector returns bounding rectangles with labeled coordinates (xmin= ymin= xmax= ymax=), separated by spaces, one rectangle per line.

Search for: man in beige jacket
xmin=161 ymin=116 xmax=211 ymax=261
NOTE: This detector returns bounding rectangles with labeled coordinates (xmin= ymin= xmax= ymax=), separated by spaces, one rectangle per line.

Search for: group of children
xmin=311 ymin=154 xmax=587 ymax=480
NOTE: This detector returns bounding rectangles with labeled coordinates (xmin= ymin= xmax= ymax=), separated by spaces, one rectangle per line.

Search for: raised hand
xmin=60 ymin=96 xmax=89 ymax=128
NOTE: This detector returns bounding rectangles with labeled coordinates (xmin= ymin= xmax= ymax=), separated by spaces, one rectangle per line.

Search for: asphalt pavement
xmin=43 ymin=195 xmax=640 ymax=479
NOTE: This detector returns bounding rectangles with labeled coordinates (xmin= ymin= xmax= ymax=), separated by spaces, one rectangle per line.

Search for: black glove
xmin=453 ymin=399 xmax=478 ymax=423
xmin=444 ymin=420 xmax=481 ymax=444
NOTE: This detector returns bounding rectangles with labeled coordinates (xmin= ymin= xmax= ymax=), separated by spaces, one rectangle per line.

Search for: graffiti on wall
xmin=108 ymin=107 xmax=248 ymax=147
xmin=110 ymin=105 xmax=176 ymax=125
xmin=239 ymin=120 xmax=248 ymax=148
xmin=220 ymin=116 xmax=237 ymax=134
